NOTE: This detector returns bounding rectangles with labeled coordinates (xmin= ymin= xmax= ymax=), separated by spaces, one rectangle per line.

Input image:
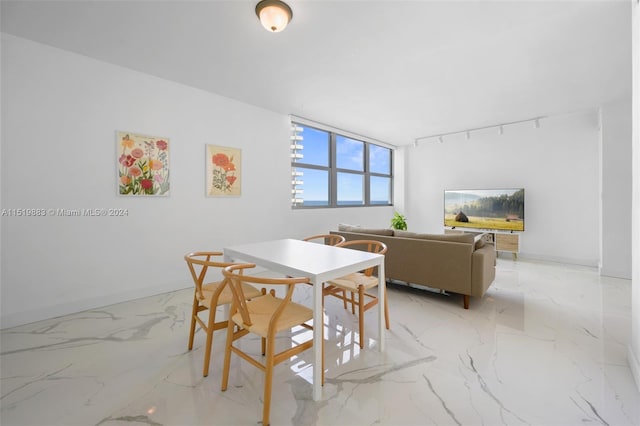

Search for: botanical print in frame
xmin=206 ymin=145 xmax=241 ymax=197
xmin=117 ymin=131 xmax=170 ymax=196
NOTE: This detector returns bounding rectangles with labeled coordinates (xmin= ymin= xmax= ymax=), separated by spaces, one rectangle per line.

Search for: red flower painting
xmin=207 ymin=145 xmax=241 ymax=196
xmin=118 ymin=132 xmax=170 ymax=196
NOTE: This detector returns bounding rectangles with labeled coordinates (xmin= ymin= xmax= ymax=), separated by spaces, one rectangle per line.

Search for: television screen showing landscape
xmin=444 ymin=188 xmax=525 ymax=232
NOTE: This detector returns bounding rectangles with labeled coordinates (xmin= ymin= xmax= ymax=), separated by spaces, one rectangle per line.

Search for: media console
xmin=445 ymin=228 xmax=520 ymax=260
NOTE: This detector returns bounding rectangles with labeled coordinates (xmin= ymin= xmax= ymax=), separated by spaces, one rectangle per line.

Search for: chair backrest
xmin=336 ymin=239 xmax=387 ymax=277
xmin=303 ymin=234 xmax=346 ymax=246
xmin=184 ymin=251 xmax=236 ymax=301
xmin=222 ymin=263 xmax=310 ymax=330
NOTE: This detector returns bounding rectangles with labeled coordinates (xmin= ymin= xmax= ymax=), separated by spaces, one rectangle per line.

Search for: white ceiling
xmin=1 ymin=0 xmax=632 ymax=146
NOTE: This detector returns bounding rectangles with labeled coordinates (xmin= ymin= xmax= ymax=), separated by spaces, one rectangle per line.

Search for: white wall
xmin=629 ymin=0 xmax=640 ymax=393
xmin=601 ymin=99 xmax=633 ymax=279
xmin=0 ymin=34 xmax=394 ymax=328
xmin=404 ymin=111 xmax=601 ymax=266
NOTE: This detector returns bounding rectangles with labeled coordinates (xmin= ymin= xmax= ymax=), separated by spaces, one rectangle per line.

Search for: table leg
xmin=312 ymin=279 xmax=323 ymax=401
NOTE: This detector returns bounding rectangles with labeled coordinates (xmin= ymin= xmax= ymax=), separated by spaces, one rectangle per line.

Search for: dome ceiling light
xmin=255 ymin=0 xmax=293 ymax=33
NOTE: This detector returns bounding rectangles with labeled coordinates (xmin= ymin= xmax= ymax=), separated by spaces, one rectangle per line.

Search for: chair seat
xmin=201 ymin=281 xmax=263 ymax=308
xmin=327 ymin=272 xmax=380 ymax=291
xmin=231 ymin=294 xmax=313 ymax=338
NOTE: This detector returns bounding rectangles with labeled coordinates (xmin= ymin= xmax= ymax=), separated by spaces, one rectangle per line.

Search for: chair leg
xmin=350 ymin=291 xmax=356 ymax=314
xmin=202 ymin=306 xmax=216 ymax=377
xmin=188 ymin=295 xmax=198 ymax=350
xmin=358 ymin=286 xmax=365 ymax=348
xmin=263 ymin=334 xmax=276 ymax=426
xmin=261 ymin=288 xmax=268 ymax=355
xmin=221 ymin=320 xmax=236 ymax=392
xmin=341 ymin=289 xmax=348 ymax=310
xmin=384 ymin=285 xmax=390 ymax=330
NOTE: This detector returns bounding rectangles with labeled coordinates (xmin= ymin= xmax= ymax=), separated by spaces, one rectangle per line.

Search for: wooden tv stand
xmin=445 ymin=229 xmax=520 ymax=260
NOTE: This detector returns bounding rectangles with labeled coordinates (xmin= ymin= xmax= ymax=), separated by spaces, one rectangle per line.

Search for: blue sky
xmin=295 ymin=125 xmax=390 ymax=203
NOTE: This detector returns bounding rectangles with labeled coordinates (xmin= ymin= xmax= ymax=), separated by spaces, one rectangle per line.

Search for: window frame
xmin=291 ymin=122 xmax=393 ymax=209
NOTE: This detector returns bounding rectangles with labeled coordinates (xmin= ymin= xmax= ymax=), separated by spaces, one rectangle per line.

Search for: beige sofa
xmin=331 ymin=226 xmax=496 ymax=309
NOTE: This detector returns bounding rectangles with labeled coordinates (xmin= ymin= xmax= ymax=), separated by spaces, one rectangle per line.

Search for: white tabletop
xmin=224 ymin=238 xmax=383 ymax=280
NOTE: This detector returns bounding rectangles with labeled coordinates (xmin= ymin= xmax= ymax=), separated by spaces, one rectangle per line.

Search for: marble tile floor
xmin=1 ymin=258 xmax=639 ymax=426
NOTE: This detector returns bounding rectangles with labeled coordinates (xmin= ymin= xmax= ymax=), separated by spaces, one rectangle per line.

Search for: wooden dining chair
xmin=303 ymin=233 xmax=346 ymax=247
xmin=323 ymin=240 xmax=389 ymax=348
xmin=302 ymin=233 xmax=349 ymax=309
xmin=220 ymin=263 xmax=315 ymax=426
xmin=302 ymin=233 xmax=347 ymax=381
xmin=184 ymin=251 xmax=263 ymax=377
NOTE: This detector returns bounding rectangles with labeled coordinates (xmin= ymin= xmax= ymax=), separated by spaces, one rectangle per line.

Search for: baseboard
xmin=599 ymin=267 xmax=633 ymax=280
xmin=0 ymin=281 xmax=189 ymax=330
xmin=629 ymin=345 xmax=640 ymax=393
xmin=1 ymin=264 xmax=273 ymax=330
xmin=516 ymin=252 xmax=599 ymax=268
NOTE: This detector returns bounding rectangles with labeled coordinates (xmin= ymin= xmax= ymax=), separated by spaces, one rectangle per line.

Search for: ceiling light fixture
xmin=255 ymin=0 xmax=293 ymax=33
xmin=413 ymin=116 xmax=545 ymax=145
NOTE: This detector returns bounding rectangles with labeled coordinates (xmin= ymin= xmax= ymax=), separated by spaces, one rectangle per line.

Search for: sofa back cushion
xmin=337 ymin=223 xmax=394 ymax=236
xmin=394 ymin=230 xmax=474 ymax=244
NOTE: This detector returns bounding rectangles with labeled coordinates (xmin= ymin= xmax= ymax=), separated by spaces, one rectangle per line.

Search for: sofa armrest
xmin=471 ymin=244 xmax=496 ymax=298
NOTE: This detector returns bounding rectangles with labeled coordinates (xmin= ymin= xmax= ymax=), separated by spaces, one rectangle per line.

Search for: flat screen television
xmin=444 ymin=188 xmax=525 ymax=232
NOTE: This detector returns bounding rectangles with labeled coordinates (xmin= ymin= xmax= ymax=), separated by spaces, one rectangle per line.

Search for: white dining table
xmin=223 ymin=238 xmax=386 ymax=401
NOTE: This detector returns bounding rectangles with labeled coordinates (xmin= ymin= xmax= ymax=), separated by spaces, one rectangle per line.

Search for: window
xmin=291 ymin=122 xmax=393 ymax=208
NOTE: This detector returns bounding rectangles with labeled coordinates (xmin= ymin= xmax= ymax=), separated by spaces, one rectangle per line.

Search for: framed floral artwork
xmin=117 ymin=131 xmax=170 ymax=196
xmin=206 ymin=145 xmax=241 ymax=197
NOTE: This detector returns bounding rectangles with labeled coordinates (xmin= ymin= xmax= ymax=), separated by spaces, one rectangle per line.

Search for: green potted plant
xmin=390 ymin=212 xmax=407 ymax=231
